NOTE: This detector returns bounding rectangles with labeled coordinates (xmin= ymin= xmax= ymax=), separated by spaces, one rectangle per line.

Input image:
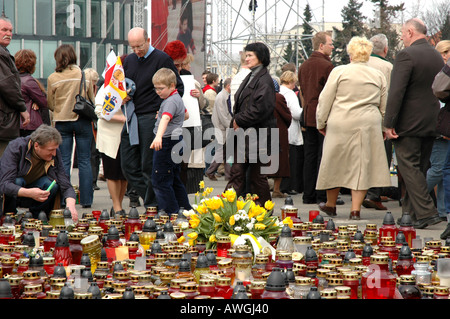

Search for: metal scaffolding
xmin=205 ymin=0 xmax=324 ymax=78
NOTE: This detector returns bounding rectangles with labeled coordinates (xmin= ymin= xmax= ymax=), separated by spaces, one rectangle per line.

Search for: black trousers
xmin=366 ymin=139 xmax=393 ymax=201
xmin=393 ymin=136 xmax=437 ymax=220
xmin=302 ymin=127 xmax=326 ymax=203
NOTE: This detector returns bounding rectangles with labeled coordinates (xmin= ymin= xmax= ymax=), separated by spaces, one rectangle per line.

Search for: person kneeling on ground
xmin=0 ymin=124 xmax=79 ymax=221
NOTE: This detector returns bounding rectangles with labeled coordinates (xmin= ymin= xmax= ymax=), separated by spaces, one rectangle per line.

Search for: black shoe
xmin=440 ymin=223 xmax=450 ymax=240
xmin=414 ymin=214 xmax=443 ymax=229
xmin=287 ymin=190 xmax=299 ymax=195
xmin=336 ymin=197 xmax=345 ymax=205
xmin=93 ymin=184 xmax=100 ymax=191
xmin=81 ymin=205 xmax=91 ymax=209
xmin=303 ymin=198 xmax=316 ymax=204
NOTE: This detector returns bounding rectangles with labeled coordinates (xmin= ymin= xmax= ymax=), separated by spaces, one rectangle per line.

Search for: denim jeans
xmin=120 ymin=112 xmax=157 ymax=207
xmin=55 ymin=118 xmax=93 ymax=206
xmin=443 ymin=141 xmax=450 ymax=217
xmin=427 ymin=138 xmax=449 ymax=217
xmin=151 ymin=136 xmax=191 ymax=215
xmin=4 ymin=176 xmax=59 ymax=218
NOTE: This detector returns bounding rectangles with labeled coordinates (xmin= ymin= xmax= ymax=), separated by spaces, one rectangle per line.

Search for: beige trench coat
xmin=316 ymin=62 xmax=392 ymax=190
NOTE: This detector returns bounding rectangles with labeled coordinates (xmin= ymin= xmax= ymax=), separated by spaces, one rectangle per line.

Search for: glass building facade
xmin=3 ymin=0 xmax=141 ymax=82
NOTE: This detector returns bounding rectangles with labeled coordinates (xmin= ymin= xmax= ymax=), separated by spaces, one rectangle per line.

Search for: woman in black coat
xmin=225 ymin=42 xmax=277 ymax=205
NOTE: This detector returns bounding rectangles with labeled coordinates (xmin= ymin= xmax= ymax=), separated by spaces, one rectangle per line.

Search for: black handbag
xmin=73 ymin=70 xmax=97 ymax=121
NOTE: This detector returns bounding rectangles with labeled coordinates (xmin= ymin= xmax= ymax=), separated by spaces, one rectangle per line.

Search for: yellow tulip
xmin=236 ymin=200 xmax=245 ymax=211
xmin=177 ymin=236 xmax=186 ymax=243
xmin=254 ymin=223 xmax=266 ymax=230
xmin=223 ymin=189 xmax=236 ymax=202
xmin=197 ymin=204 xmax=208 ymax=214
xmin=189 ymin=218 xmax=200 ymax=228
xmin=187 ymin=232 xmax=198 ymax=240
xmin=204 ymin=197 xmax=221 ymax=211
xmin=283 ymin=217 xmax=293 ymax=229
xmin=213 ymin=212 xmax=222 ymax=222
xmin=264 ymin=200 xmax=274 ymax=211
xmin=256 ymin=212 xmax=265 ymax=222
xmin=209 ymin=234 xmax=217 ymax=242
xmin=229 ymin=215 xmax=235 ymax=226
xmin=188 ymin=239 xmax=195 ymax=246
xmin=199 ymin=181 xmax=205 ymax=189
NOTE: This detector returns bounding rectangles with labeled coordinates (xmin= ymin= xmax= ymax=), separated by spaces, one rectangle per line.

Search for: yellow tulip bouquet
xmin=186 ymin=181 xmax=282 ymax=250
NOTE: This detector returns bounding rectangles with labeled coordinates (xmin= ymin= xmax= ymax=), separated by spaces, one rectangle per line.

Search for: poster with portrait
xmin=152 ymin=0 xmax=205 ymax=81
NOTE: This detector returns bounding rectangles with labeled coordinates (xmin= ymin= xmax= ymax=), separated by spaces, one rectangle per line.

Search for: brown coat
xmin=269 ymin=93 xmax=292 ymax=178
xmin=384 ymin=38 xmax=444 ymax=137
xmin=298 ymin=51 xmax=334 ymax=128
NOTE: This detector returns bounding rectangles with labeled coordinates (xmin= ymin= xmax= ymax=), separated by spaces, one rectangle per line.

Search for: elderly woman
xmin=316 ymin=36 xmax=391 ymax=220
xmin=225 ymin=42 xmax=276 ymax=205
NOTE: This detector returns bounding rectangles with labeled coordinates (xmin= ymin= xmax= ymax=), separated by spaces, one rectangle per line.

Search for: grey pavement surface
xmin=73 ymin=169 xmax=447 ymax=244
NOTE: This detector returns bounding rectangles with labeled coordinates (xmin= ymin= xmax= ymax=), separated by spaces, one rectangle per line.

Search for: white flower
xmin=235 ymin=226 xmax=243 ymax=232
xmin=246 ymin=222 xmax=254 ymax=230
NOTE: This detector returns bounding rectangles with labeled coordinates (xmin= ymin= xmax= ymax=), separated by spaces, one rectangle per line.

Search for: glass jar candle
xmin=252 ymin=254 xmax=268 ymax=279
xmin=276 ymin=251 xmax=293 ymax=270
xmin=433 ymin=286 xmax=449 ymax=299
xmin=216 ymin=236 xmax=231 ymax=258
xmin=249 ymin=280 xmax=265 ymax=299
xmin=218 ymin=258 xmax=235 ymax=283
xmin=179 ymin=282 xmax=199 ymax=299
xmin=378 ymin=212 xmax=398 ymax=243
xmin=412 ymin=262 xmax=432 ymax=286
xmin=1 ymin=256 xmax=15 ymax=276
xmin=361 ymin=255 xmax=396 ymax=299
xmin=7 ymin=275 xmax=22 ymax=299
xmin=124 ymin=207 xmax=142 ymax=241
xmin=292 ymin=276 xmax=312 ymax=299
xmin=231 ymin=245 xmax=253 ymax=286
xmin=43 ymin=230 xmax=58 ymax=253
xmin=398 ymin=275 xmax=421 ymax=299
xmin=379 ymin=239 xmax=399 ymax=262
xmin=198 ymin=278 xmax=216 ymax=298
xmin=68 ymin=232 xmax=84 ymax=265
xmin=342 ymin=271 xmax=360 ymax=299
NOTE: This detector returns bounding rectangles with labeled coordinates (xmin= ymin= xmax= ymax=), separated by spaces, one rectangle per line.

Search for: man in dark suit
xmin=384 ymin=18 xmax=445 ymax=229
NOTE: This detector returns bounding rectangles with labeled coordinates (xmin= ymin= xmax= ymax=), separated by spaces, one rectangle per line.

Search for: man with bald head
xmin=384 ymin=18 xmax=444 ymax=229
xmin=121 ymin=27 xmax=184 ymax=208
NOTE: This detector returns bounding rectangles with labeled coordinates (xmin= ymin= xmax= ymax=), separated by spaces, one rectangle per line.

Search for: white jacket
xmin=280 ymin=85 xmax=303 ymax=146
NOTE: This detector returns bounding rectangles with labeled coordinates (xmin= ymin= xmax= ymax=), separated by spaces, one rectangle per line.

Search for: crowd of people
xmin=0 ymin=15 xmax=449 ymax=239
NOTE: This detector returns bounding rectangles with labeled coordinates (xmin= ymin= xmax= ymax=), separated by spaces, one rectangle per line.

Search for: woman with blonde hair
xmin=279 ymin=70 xmax=303 ymax=196
xmin=315 ymin=36 xmax=392 ymax=220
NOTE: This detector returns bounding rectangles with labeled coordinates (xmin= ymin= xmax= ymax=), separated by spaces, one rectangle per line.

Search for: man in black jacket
xmin=384 ymin=18 xmax=445 ymax=229
xmin=0 ymin=125 xmax=78 ymax=221
xmin=0 ymin=16 xmax=30 ymax=158
xmin=121 ymin=27 xmax=183 ymax=208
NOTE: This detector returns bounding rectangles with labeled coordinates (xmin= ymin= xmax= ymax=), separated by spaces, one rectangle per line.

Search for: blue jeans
xmin=55 ymin=118 xmax=93 ymax=206
xmin=4 ymin=176 xmax=59 ymax=218
xmin=427 ymin=138 xmax=449 ymax=217
xmin=444 ymin=141 xmax=450 ymax=216
xmin=151 ymin=136 xmax=191 ymax=215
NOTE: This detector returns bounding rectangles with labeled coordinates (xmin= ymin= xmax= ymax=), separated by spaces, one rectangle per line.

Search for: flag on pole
xmin=101 ymin=51 xmax=127 ymax=121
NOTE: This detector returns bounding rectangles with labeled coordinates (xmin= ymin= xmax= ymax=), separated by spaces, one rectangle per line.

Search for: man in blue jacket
xmin=0 ymin=125 xmax=78 ymax=221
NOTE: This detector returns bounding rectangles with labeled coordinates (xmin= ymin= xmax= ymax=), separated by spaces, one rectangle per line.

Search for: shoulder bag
xmin=73 ymin=70 xmax=97 ymax=121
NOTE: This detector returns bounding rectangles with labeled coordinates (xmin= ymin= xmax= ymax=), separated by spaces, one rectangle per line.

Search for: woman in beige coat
xmin=316 ymin=37 xmax=392 ymax=220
